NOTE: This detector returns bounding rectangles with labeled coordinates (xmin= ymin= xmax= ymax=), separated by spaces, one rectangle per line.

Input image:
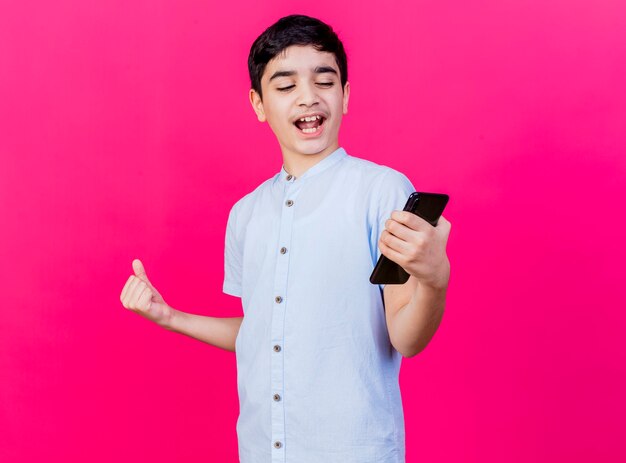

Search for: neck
xmin=281 ymin=142 xmax=340 ymax=178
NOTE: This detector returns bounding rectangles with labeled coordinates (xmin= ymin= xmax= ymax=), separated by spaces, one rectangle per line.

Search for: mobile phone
xmin=369 ymin=192 xmax=449 ymax=285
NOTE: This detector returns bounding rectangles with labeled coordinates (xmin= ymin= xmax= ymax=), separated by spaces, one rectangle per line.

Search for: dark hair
xmin=248 ymin=14 xmax=348 ymax=101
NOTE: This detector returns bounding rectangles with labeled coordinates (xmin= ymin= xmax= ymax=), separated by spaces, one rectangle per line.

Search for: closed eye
xmin=277 ymin=82 xmax=335 ymax=92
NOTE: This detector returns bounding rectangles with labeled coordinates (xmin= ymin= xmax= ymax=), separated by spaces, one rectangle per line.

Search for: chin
xmin=301 ymin=146 xmax=332 ymax=156
xmin=291 ymin=140 xmax=328 ymax=154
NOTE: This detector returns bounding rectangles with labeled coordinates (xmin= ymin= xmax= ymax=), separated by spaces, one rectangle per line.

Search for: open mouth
xmin=293 ymin=115 xmax=326 ymax=134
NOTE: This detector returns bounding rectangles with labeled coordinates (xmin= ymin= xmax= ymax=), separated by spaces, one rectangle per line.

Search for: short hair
xmin=248 ymin=14 xmax=348 ymax=101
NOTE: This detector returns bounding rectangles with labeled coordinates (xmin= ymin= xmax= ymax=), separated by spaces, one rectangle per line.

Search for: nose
xmin=297 ymin=82 xmax=320 ymax=107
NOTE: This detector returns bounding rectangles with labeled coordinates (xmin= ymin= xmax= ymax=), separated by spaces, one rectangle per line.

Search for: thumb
xmin=132 ymin=258 xmax=152 ymax=285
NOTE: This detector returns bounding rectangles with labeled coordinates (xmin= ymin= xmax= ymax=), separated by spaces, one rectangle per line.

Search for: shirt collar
xmin=276 ymin=147 xmax=348 ymax=184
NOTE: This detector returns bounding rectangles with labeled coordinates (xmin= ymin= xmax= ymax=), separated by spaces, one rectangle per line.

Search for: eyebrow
xmin=268 ymin=66 xmax=338 ymax=82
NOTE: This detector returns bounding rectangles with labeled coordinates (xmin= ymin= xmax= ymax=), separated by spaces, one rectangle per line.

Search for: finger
xmin=433 ymin=216 xmax=452 ymax=241
xmin=131 ymin=282 xmax=149 ymax=310
xmin=378 ymin=238 xmax=406 ymax=267
xmin=384 ymin=218 xmax=418 ymax=242
xmin=440 ymin=215 xmax=452 ymax=232
xmin=380 ymin=229 xmax=412 ymax=254
xmin=126 ymin=277 xmax=146 ymax=308
xmin=136 ymin=285 xmax=153 ymax=311
xmin=122 ymin=277 xmax=141 ymax=307
xmin=132 ymin=259 xmax=152 ymax=285
xmin=391 ymin=210 xmax=432 ymax=232
xmin=120 ymin=275 xmax=134 ymax=302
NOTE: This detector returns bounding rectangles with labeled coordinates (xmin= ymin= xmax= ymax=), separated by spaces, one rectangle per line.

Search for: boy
xmin=120 ymin=14 xmax=451 ymax=463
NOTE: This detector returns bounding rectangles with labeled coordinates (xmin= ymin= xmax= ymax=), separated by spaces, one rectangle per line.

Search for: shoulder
xmin=342 ymin=154 xmax=413 ymax=191
xmin=340 ymin=155 xmax=414 ymax=224
xmin=229 ymin=174 xmax=277 ymax=215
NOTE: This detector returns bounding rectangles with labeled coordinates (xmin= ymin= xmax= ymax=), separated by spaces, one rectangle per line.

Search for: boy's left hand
xmin=378 ymin=211 xmax=452 ymax=290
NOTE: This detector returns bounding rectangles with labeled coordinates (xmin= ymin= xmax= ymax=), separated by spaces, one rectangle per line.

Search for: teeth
xmin=301 ymin=126 xmax=319 ymax=134
xmin=298 ymin=115 xmax=322 ymax=122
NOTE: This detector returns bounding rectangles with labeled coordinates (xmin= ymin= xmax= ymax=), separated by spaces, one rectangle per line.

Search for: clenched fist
xmin=120 ymin=259 xmax=173 ymax=328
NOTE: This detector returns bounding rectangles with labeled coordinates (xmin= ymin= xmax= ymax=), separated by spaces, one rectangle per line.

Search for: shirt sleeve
xmin=368 ymin=168 xmax=416 ymax=290
xmin=223 ymin=201 xmax=243 ymax=297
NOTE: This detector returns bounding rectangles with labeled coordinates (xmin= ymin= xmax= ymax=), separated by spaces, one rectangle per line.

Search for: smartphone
xmin=369 ymin=192 xmax=449 ymax=285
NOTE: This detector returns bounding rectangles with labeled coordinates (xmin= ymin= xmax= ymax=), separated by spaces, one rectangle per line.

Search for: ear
xmin=249 ymin=88 xmax=267 ymax=122
xmin=342 ymin=81 xmax=350 ymax=115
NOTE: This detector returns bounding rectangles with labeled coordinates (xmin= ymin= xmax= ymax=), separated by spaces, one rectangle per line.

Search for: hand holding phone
xmin=369 ymin=192 xmax=449 ymax=285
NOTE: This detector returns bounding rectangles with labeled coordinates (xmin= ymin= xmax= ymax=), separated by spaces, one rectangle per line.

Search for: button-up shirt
xmin=223 ymin=146 xmax=415 ymax=463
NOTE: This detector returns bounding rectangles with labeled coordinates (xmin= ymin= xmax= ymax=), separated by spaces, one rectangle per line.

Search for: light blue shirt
xmin=223 ymin=146 xmax=415 ymax=463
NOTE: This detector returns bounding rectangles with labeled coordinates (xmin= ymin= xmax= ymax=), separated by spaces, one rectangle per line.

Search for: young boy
xmin=120 ymin=14 xmax=451 ymax=463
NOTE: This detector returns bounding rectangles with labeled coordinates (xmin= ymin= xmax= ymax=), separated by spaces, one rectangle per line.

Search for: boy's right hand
xmin=120 ymin=259 xmax=174 ymax=328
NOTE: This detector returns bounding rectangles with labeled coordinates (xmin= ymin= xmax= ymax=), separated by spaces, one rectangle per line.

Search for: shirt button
xmin=280 ymin=247 xmax=287 ymax=254
xmin=273 ymin=344 xmax=281 ymax=352
xmin=273 ymin=393 xmax=281 ymax=401
xmin=275 ymin=296 xmax=283 ymax=303
xmin=285 ymin=199 xmax=294 ymax=207
xmin=274 ymin=441 xmax=282 ymax=449
xmin=286 ymin=174 xmax=293 ymax=181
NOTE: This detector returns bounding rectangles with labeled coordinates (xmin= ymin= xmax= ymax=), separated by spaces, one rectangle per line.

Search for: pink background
xmin=1 ymin=1 xmax=625 ymax=462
